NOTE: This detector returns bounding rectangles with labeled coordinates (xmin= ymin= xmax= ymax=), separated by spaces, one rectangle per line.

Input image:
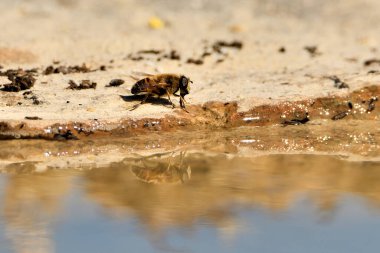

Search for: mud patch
xmin=0 ymin=48 xmax=37 ymax=64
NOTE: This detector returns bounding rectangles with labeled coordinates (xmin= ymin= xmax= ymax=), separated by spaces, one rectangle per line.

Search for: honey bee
xmin=130 ymin=73 xmax=192 ymax=112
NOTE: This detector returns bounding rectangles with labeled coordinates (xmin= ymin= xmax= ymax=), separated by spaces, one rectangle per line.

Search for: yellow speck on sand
xmin=148 ymin=17 xmax=165 ymax=29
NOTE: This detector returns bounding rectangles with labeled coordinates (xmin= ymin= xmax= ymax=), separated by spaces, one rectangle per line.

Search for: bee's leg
xmin=166 ymin=91 xmax=175 ymax=108
xmin=179 ymin=96 xmax=189 ymax=113
xmin=128 ymin=94 xmax=150 ymax=111
xmin=175 ymin=93 xmax=187 ymax=103
xmin=140 ymin=94 xmax=150 ymax=104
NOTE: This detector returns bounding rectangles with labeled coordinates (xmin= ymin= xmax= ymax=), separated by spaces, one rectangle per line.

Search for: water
xmin=1 ymin=152 xmax=380 ymax=253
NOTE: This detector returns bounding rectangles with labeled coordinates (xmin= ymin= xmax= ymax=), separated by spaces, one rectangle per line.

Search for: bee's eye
xmin=181 ymin=77 xmax=188 ymax=87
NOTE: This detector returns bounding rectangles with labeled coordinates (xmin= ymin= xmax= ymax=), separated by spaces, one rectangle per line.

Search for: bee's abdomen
xmin=131 ymin=79 xmax=148 ymax=94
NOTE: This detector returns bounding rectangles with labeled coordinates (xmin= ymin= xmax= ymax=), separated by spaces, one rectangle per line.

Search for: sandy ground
xmin=0 ymin=0 xmax=379 ymax=137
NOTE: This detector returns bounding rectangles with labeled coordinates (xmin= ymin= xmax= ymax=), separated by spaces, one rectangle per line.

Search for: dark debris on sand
xmin=212 ymin=40 xmax=243 ymax=54
xmin=23 ymin=91 xmax=42 ymax=105
xmin=106 ymin=79 xmax=125 ymax=87
xmin=126 ymin=40 xmax=243 ymax=65
xmin=364 ymin=58 xmax=380 ymax=67
xmin=304 ymin=46 xmax=321 ymax=57
xmin=43 ymin=64 xmax=91 ymax=75
xmin=0 ymin=68 xmax=37 ymax=92
xmin=186 ymin=58 xmax=204 ymax=65
xmin=281 ymin=113 xmax=310 ymax=126
xmin=367 ymin=97 xmax=378 ymax=112
xmin=331 ymin=111 xmax=349 ymax=120
xmin=328 ymin=75 xmax=350 ymax=89
xmin=25 ymin=116 xmax=42 ymax=120
xmin=54 ymin=130 xmax=79 ymax=141
xmin=187 ymin=40 xmax=243 ymax=65
xmin=67 ymin=80 xmax=97 ymax=90
xmin=127 ymin=49 xmax=181 ymax=62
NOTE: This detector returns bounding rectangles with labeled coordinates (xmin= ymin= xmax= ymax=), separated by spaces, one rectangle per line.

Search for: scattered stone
xmin=127 ymin=49 xmax=181 ymax=62
xmin=278 ymin=47 xmax=286 ymax=53
xmin=363 ymin=58 xmax=380 ymax=66
xmin=212 ymin=40 xmax=243 ymax=54
xmin=367 ymin=97 xmax=378 ymax=112
xmin=67 ymin=80 xmax=97 ymax=90
xmin=186 ymin=58 xmax=204 ymax=65
xmin=43 ymin=64 xmax=91 ymax=75
xmin=282 ymin=113 xmax=310 ymax=126
xmin=304 ymin=46 xmax=321 ymax=57
xmin=106 ymin=79 xmax=125 ymax=87
xmin=163 ymin=50 xmax=181 ymax=60
xmin=0 ymin=68 xmax=36 ymax=92
xmin=138 ymin=49 xmax=162 ymax=54
xmin=25 ymin=116 xmax=42 ymax=120
xmin=201 ymin=52 xmax=212 ymax=58
xmin=125 ymin=40 xmax=242 ymax=65
xmin=22 ymin=91 xmax=42 ymax=105
xmin=328 ymin=75 xmax=349 ymax=89
xmin=331 ymin=111 xmax=349 ymax=120
xmin=127 ymin=55 xmax=144 ymax=61
xmin=53 ymin=130 xmax=79 ymax=140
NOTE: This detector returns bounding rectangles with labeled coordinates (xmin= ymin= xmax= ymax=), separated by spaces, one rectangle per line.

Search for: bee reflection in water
xmin=128 ymin=152 xmax=191 ymax=184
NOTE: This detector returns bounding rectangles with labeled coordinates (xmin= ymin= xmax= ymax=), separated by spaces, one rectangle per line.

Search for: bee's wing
xmin=154 ymin=82 xmax=171 ymax=88
xmin=140 ymin=82 xmax=172 ymax=95
xmin=130 ymin=71 xmax=155 ymax=81
xmin=131 ymin=78 xmax=168 ymax=94
xmin=131 ymin=71 xmax=154 ymax=76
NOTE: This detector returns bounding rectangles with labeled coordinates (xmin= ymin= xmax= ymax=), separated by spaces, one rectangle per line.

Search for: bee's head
xmin=179 ymin=75 xmax=192 ymax=96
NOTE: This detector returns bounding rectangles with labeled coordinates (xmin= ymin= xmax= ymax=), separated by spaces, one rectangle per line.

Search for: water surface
xmin=1 ymin=152 xmax=380 ymax=253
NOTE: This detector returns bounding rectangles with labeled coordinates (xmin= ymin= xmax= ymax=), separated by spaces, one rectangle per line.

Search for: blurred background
xmin=1 ymin=0 xmax=380 ymax=64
